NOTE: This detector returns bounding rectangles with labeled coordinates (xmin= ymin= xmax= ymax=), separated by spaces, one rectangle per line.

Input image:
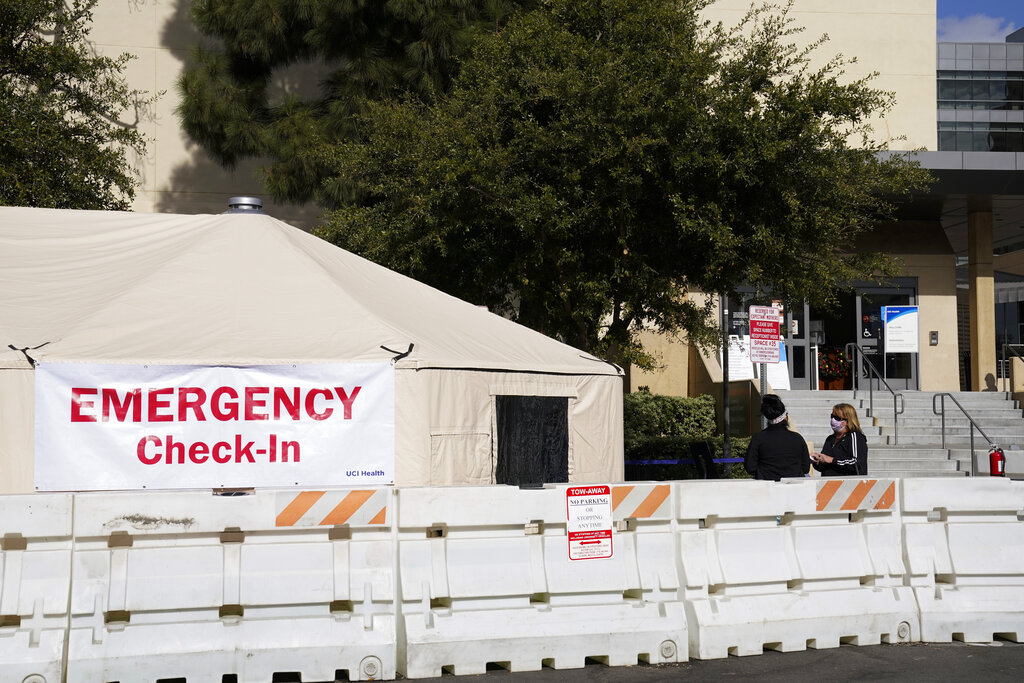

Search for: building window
xmin=936 ymin=71 xmax=1024 ymax=113
xmin=937 ymin=121 xmax=1024 ymax=152
xmin=936 ymin=61 xmax=1024 ymax=150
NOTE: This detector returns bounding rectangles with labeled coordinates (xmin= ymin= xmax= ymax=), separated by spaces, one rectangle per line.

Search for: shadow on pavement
xmin=410 ymin=641 xmax=1024 ymax=682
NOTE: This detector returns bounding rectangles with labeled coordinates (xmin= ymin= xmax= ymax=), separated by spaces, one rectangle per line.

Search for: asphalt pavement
xmin=411 ymin=641 xmax=1024 ymax=682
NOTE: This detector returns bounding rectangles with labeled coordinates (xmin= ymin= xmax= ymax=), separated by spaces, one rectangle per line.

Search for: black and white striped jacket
xmin=815 ymin=431 xmax=868 ymax=476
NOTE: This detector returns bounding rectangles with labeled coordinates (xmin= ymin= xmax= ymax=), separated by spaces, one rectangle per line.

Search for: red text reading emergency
xmin=70 ymin=386 xmax=361 ymax=423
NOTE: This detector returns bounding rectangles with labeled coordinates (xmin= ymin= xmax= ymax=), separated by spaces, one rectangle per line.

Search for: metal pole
xmin=851 ymin=344 xmax=859 ymax=395
xmin=760 ymin=363 xmax=767 ymax=430
xmin=869 ymin=374 xmax=874 ymax=418
xmin=1002 ymin=343 xmax=1008 ymax=393
xmin=721 ymin=295 xmax=731 ymax=458
xmin=940 ymin=395 xmax=946 ymax=449
xmin=894 ymin=393 xmax=900 ymax=445
xmin=812 ymin=344 xmax=819 ymax=390
xmin=970 ymin=426 xmax=976 ymax=476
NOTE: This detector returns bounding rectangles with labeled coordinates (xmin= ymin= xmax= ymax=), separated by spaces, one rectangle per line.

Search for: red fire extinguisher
xmin=989 ymin=445 xmax=1006 ymax=477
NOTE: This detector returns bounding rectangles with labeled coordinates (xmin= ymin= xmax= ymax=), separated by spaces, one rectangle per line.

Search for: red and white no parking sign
xmin=748 ymin=305 xmax=781 ymax=364
xmin=566 ymin=485 xmax=613 ymax=560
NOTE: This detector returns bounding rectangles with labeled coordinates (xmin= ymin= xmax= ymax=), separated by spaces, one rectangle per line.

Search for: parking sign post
xmin=749 ymin=306 xmax=782 ymax=428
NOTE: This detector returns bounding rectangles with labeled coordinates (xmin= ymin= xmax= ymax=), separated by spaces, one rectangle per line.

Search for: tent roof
xmin=0 ymin=207 xmax=619 ymax=376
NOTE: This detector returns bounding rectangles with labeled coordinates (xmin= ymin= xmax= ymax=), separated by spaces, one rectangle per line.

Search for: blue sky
xmin=938 ymin=1 xmax=1022 ymax=41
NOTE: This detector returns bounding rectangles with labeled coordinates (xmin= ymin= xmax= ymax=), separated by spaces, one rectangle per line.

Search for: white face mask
xmin=830 ymin=417 xmax=845 ymax=432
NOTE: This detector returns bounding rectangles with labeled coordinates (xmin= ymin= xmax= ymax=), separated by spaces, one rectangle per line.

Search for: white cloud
xmin=938 ymin=15 xmax=1017 ymax=42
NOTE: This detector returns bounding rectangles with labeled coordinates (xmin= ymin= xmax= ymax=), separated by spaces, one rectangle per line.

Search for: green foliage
xmin=623 ymin=390 xmax=720 ymax=481
xmin=711 ymin=435 xmax=753 ymax=479
xmin=623 ymin=391 xmax=717 ymax=442
xmin=316 ymin=0 xmax=932 ymax=367
xmin=177 ymin=0 xmax=530 ymax=204
xmin=0 ymin=0 xmax=149 ymax=209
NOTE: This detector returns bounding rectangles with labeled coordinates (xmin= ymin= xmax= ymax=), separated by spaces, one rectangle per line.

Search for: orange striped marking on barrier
xmin=276 ymin=489 xmax=388 ymax=527
xmin=611 ymin=484 xmax=671 ymax=520
xmin=816 ymin=479 xmax=895 ymax=512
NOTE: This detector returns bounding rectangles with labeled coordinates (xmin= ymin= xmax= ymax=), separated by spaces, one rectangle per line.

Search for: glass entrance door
xmin=783 ymin=302 xmax=813 ymax=390
xmin=807 ymin=291 xmax=857 ymax=391
xmin=730 ymin=281 xmax=919 ymax=392
xmin=856 ymin=289 xmax=918 ymax=391
xmin=803 ymin=280 xmax=918 ymax=392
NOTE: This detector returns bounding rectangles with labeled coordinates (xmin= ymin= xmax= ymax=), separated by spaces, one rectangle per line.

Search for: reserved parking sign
xmin=748 ymin=305 xmax=781 ymax=364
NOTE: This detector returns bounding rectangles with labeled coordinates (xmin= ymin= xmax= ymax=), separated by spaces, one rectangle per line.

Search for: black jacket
xmin=814 ymin=430 xmax=868 ymax=476
xmin=745 ymin=422 xmax=811 ymax=481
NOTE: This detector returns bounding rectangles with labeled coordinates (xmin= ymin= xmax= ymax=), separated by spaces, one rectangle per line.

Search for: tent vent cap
xmin=224 ymin=196 xmax=264 ymax=214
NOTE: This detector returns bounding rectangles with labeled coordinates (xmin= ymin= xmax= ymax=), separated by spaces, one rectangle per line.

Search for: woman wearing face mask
xmin=811 ymin=403 xmax=868 ymax=476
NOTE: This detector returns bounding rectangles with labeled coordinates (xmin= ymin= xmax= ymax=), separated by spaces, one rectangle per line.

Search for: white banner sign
xmin=765 ymin=341 xmax=791 ymax=390
xmin=35 ymin=363 xmax=395 ymax=491
xmin=883 ymin=306 xmax=919 ymax=353
xmin=724 ymin=335 xmax=755 ymax=381
xmin=722 ymin=334 xmax=791 ymax=388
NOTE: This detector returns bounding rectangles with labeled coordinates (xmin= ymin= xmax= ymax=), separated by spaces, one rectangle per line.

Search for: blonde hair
xmin=832 ymin=403 xmax=862 ymax=433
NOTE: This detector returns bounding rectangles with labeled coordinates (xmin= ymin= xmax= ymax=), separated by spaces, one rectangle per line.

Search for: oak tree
xmin=316 ymin=0 xmax=931 ymax=367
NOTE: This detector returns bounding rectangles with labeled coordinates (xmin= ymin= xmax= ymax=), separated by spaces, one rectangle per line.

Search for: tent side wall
xmin=395 ymin=368 xmax=624 ymax=486
xmin=0 ymin=369 xmax=34 ymax=494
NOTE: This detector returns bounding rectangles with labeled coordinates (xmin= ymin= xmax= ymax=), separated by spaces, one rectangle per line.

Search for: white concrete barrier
xmin=902 ymin=477 xmax=1024 ymax=643
xmin=677 ymin=478 xmax=917 ymax=659
xmin=396 ymin=484 xmax=685 ymax=678
xmin=611 ymin=484 xmax=679 ymax=606
xmin=0 ymin=493 xmax=73 ymax=683
xmin=9 ymin=475 xmax=1024 ymax=678
xmin=65 ymin=488 xmax=396 ymax=682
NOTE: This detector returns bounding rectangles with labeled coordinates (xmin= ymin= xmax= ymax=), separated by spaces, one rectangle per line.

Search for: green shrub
xmin=623 ymin=391 xmax=716 ymax=442
xmin=711 ymin=435 xmax=752 ymax=479
xmin=625 ymin=435 xmax=691 ymax=461
xmin=623 ymin=390 xmax=750 ymax=480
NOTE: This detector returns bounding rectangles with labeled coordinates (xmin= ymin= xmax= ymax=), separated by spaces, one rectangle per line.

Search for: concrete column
xmin=968 ymin=210 xmax=996 ymax=391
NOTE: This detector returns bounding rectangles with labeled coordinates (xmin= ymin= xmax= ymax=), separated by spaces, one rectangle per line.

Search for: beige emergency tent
xmin=0 ymin=207 xmax=623 ymax=493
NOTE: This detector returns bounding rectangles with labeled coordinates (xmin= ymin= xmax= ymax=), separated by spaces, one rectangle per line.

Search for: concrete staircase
xmin=773 ymin=389 xmax=1024 ymax=478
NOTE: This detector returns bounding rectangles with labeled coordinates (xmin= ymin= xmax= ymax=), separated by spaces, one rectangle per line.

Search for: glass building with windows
xmin=938 ymin=28 xmax=1024 ymax=152
xmin=936 ymin=30 xmax=1024 ymax=386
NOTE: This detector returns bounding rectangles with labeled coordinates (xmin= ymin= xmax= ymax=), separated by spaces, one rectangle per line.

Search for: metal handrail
xmin=844 ymin=343 xmax=905 ymax=445
xmin=932 ymin=393 xmax=994 ymax=477
xmin=1001 ymin=343 xmax=1024 ymax=389
xmin=1002 ymin=343 xmax=1024 ymax=363
xmin=811 ymin=344 xmax=820 ymax=389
